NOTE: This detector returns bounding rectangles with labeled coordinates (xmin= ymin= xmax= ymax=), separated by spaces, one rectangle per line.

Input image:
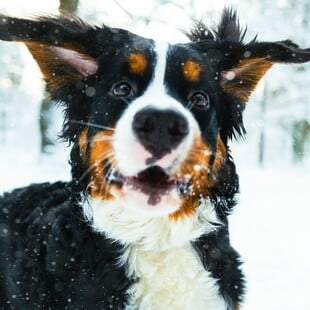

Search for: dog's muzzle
xmin=111 ymin=100 xmax=198 ymax=215
xmin=132 ymin=107 xmax=189 ymax=164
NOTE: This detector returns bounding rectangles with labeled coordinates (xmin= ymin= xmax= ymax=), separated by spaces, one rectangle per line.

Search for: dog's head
xmin=1 ymin=9 xmax=309 ymax=219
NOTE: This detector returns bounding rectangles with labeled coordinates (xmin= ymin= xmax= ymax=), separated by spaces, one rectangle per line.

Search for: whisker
xmin=102 ymin=156 xmax=115 ymax=173
xmin=181 ymin=147 xmax=225 ymax=173
xmin=94 ymin=162 xmax=112 ymax=195
xmin=104 ymin=163 xmax=118 ymax=185
xmin=70 ymin=120 xmax=115 ymax=131
xmin=91 ymin=136 xmax=115 ymax=143
xmin=88 ymin=157 xmax=118 ymax=196
xmin=79 ymin=151 xmax=114 ymax=182
xmin=99 ymin=166 xmax=112 ymax=194
xmin=81 ymin=132 xmax=115 ymax=145
xmin=186 ymin=102 xmax=195 ymax=111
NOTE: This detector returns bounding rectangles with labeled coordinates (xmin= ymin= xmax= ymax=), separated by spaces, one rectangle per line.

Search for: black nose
xmin=132 ymin=107 xmax=189 ymax=159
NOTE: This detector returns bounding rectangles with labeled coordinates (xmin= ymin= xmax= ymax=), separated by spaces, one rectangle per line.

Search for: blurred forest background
xmin=0 ymin=0 xmax=309 ymax=168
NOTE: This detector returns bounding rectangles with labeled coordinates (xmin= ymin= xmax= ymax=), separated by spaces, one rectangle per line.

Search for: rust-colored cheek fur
xmin=78 ymin=129 xmax=227 ymax=219
xmin=79 ymin=129 xmax=116 ymax=199
xmin=170 ymin=135 xmax=227 ymax=220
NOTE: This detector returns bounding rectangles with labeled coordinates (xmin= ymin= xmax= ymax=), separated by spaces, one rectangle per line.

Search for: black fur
xmin=0 ymin=184 xmax=244 ymax=309
xmin=0 ymin=183 xmax=133 ymax=309
xmin=193 ymin=228 xmax=244 ymax=308
xmin=186 ymin=8 xmax=246 ymax=43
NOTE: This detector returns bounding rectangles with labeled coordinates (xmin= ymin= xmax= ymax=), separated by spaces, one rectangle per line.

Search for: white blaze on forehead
xmin=142 ymin=41 xmax=180 ymax=110
xmin=151 ymin=41 xmax=169 ymax=93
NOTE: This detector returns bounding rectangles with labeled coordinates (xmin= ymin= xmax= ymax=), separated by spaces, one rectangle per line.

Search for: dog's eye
xmin=112 ymin=82 xmax=133 ymax=98
xmin=188 ymin=92 xmax=210 ymax=110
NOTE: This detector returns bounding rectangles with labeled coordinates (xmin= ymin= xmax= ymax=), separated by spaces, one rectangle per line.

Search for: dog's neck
xmin=81 ymin=196 xmax=221 ymax=251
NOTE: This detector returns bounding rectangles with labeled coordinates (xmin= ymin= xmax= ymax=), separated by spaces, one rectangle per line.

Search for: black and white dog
xmin=0 ymin=8 xmax=309 ymax=309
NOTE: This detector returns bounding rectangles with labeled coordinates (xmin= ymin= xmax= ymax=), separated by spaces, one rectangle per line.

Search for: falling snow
xmin=225 ymin=71 xmax=236 ymax=80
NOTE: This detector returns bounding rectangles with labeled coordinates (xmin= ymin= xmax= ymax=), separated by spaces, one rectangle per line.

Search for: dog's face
xmin=1 ymin=10 xmax=309 ymax=219
xmin=77 ymin=40 xmax=227 ymax=217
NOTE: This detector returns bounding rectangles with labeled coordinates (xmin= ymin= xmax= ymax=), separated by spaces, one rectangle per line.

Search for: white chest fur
xmin=125 ymin=244 xmax=227 ymax=310
xmin=82 ymin=197 xmax=227 ymax=309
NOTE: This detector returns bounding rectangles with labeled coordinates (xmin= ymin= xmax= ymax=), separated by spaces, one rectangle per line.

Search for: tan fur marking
xmin=26 ymin=42 xmax=93 ymax=92
xmin=169 ymin=135 xmax=227 ymax=221
xmin=221 ymin=57 xmax=273 ymax=102
xmin=183 ymin=60 xmax=202 ymax=82
xmin=128 ymin=53 xmax=147 ymax=75
xmin=88 ymin=130 xmax=115 ymax=198
xmin=78 ymin=129 xmax=88 ymax=157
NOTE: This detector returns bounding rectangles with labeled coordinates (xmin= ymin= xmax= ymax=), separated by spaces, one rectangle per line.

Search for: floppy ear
xmin=188 ymin=8 xmax=310 ymax=104
xmin=220 ymin=40 xmax=310 ymax=102
xmin=0 ymin=15 xmax=105 ymax=93
xmin=188 ymin=8 xmax=310 ymax=141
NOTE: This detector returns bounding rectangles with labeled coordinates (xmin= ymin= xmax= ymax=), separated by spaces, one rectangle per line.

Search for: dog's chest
xmin=125 ymin=244 xmax=226 ymax=310
xmin=85 ymin=197 xmax=226 ymax=308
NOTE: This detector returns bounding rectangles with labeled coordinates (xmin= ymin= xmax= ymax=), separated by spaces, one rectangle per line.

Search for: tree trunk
xmin=258 ymin=83 xmax=268 ymax=166
xmin=59 ymin=0 xmax=79 ymax=13
xmin=292 ymin=120 xmax=310 ymax=162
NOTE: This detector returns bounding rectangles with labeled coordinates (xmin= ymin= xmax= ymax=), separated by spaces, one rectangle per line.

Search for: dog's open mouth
xmin=106 ymin=163 xmax=192 ymax=209
xmin=125 ymin=166 xmax=177 ymax=205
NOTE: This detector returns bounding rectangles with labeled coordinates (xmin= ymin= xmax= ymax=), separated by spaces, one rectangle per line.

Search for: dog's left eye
xmin=188 ymin=92 xmax=210 ymax=110
xmin=112 ymin=82 xmax=133 ymax=98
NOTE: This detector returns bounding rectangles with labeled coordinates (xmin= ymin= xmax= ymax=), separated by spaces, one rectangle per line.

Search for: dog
xmin=0 ymin=8 xmax=309 ymax=310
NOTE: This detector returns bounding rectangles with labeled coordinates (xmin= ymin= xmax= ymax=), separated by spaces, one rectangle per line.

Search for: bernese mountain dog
xmin=0 ymin=8 xmax=309 ymax=310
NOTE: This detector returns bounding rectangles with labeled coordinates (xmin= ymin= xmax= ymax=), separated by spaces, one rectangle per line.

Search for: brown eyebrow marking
xmin=183 ymin=60 xmax=202 ymax=82
xmin=128 ymin=53 xmax=147 ymax=75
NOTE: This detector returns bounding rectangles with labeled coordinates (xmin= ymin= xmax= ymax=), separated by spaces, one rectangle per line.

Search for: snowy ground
xmin=0 ymin=142 xmax=309 ymax=310
xmin=230 ymin=167 xmax=310 ymax=310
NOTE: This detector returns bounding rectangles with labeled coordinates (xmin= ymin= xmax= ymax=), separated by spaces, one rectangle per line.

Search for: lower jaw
xmin=110 ymin=185 xmax=181 ymax=216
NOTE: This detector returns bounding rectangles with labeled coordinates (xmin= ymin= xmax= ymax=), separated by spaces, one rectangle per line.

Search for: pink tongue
xmin=147 ymin=194 xmax=162 ymax=206
xmin=126 ymin=176 xmax=168 ymax=205
xmin=125 ymin=166 xmax=177 ymax=206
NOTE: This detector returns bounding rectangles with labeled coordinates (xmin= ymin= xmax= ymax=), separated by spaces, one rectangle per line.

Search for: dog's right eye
xmin=112 ymin=82 xmax=133 ymax=98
